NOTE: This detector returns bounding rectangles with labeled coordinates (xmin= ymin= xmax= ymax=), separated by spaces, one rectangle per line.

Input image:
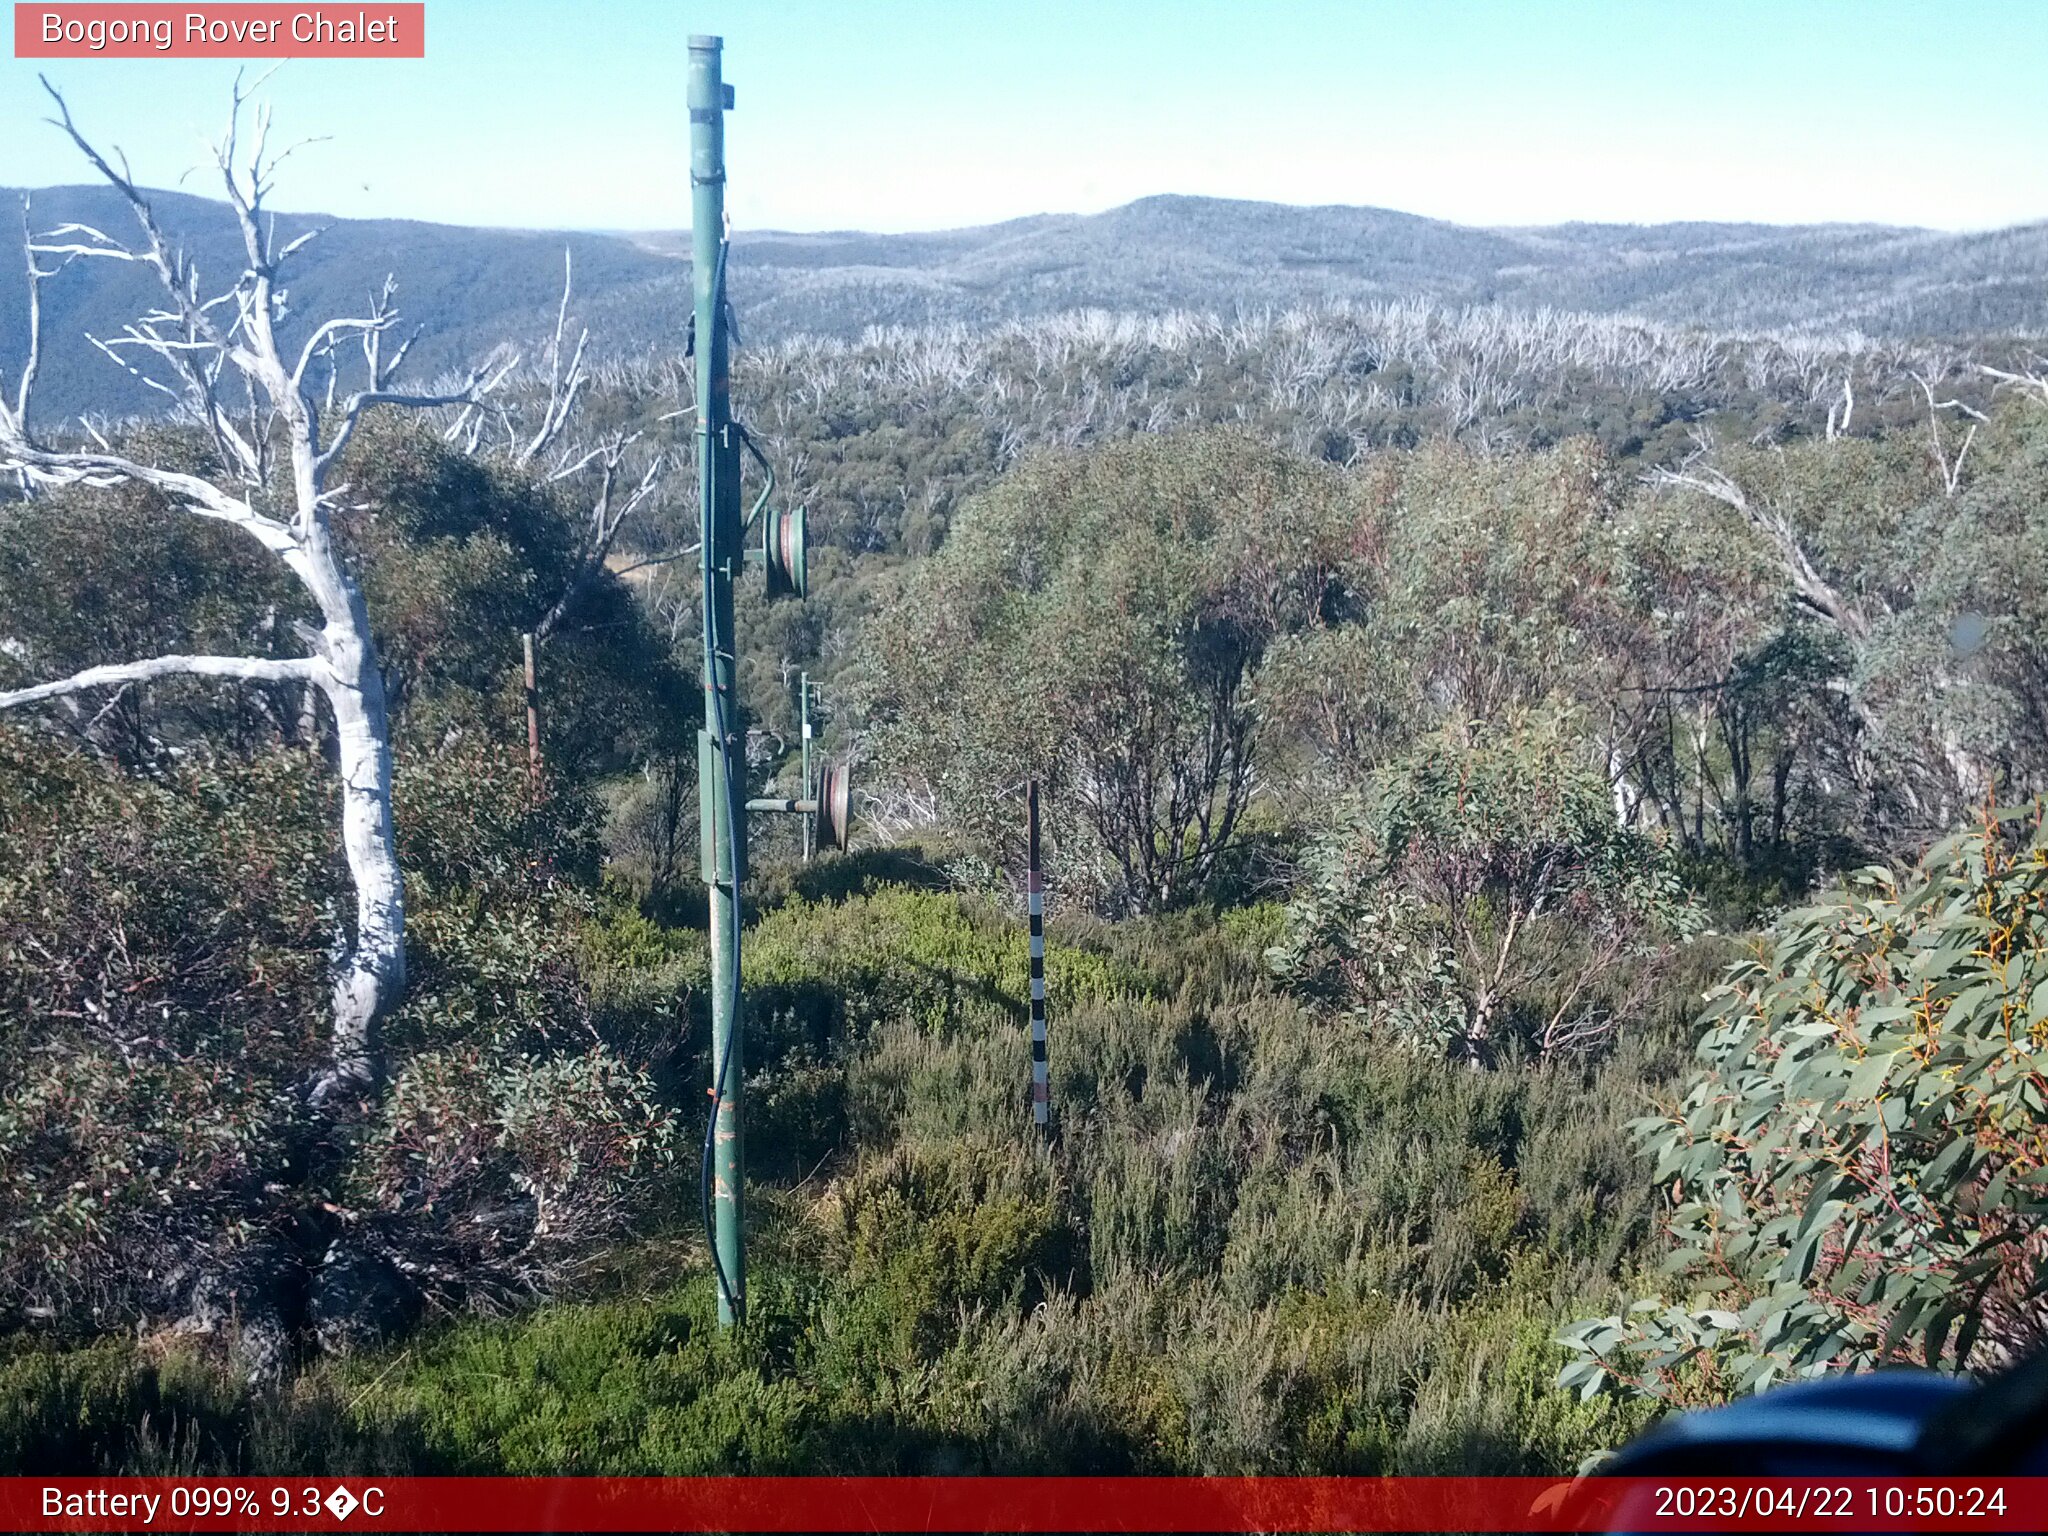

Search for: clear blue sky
xmin=2 ymin=0 xmax=2042 ymax=234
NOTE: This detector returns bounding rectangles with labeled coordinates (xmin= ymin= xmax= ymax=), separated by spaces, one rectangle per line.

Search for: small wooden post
xmin=522 ymin=632 xmax=542 ymax=789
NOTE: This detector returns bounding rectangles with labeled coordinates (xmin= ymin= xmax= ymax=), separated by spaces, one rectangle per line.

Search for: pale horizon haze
xmin=0 ymin=0 xmax=2042 ymax=236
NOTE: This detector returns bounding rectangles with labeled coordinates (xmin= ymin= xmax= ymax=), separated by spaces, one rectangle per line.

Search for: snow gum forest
xmin=4 ymin=85 xmax=2048 ymax=1477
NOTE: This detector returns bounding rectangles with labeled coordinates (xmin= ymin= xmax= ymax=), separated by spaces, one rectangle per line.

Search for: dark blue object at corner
xmin=1603 ymin=1370 xmax=1975 ymax=1477
xmin=1604 ymin=1344 xmax=2048 ymax=1484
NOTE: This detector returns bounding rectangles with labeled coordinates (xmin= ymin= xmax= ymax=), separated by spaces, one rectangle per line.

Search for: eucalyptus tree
xmin=1562 ymin=802 xmax=2048 ymax=1401
xmin=1645 ymin=417 xmax=2042 ymax=838
xmin=1269 ymin=713 xmax=1698 ymax=1066
xmin=0 ymin=79 xmax=508 ymax=1105
xmin=864 ymin=428 xmax=1358 ymax=914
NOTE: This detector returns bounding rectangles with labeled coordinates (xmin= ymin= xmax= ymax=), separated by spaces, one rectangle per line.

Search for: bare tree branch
xmin=1979 ymin=361 xmax=2048 ymax=406
xmin=292 ymin=309 xmax=395 ymax=391
xmin=0 ymin=653 xmax=322 ymax=710
xmin=10 ymin=196 xmax=52 ymax=438
xmin=1648 ymin=443 xmax=1871 ymax=647
xmin=534 ymin=436 xmax=666 ymax=642
xmin=8 ymin=441 xmax=300 ymax=550
xmin=1914 ymin=371 xmax=1984 ymax=498
xmin=1825 ymin=371 xmax=1853 ymax=441
xmin=315 ymin=353 xmax=516 ymax=480
xmin=514 ymin=249 xmax=589 ymax=467
xmin=608 ymin=542 xmax=702 ymax=580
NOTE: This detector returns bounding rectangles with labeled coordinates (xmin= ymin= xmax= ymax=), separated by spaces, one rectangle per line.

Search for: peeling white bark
xmin=317 ymin=610 xmax=404 ymax=1101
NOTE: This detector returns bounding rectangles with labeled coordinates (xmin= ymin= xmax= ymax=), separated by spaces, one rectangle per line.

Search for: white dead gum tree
xmin=0 ymin=76 xmax=509 ymax=1104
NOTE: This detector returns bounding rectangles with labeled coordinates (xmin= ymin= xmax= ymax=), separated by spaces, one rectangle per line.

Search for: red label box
xmin=14 ymin=4 xmax=425 ymax=57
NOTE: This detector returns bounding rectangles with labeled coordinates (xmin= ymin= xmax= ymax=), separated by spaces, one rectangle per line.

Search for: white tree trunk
xmin=316 ymin=596 xmax=405 ymax=1099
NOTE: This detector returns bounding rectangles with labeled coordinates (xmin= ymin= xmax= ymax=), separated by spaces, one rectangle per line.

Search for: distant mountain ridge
xmin=4 ymin=187 xmax=2045 ymax=420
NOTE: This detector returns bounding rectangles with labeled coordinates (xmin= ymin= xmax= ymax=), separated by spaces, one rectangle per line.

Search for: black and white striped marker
xmin=1027 ymin=778 xmax=1049 ymax=1138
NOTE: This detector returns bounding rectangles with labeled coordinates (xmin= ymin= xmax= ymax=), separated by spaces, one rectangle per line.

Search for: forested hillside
xmin=8 ymin=183 xmax=2048 ymax=419
xmin=5 ymin=125 xmax=2048 ymax=1478
xmin=668 ymin=197 xmax=2048 ymax=343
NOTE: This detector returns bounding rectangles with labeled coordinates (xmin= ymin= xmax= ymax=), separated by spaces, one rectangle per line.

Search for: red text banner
xmin=14 ymin=5 xmax=425 ymax=58
xmin=1 ymin=1476 xmax=2045 ymax=1532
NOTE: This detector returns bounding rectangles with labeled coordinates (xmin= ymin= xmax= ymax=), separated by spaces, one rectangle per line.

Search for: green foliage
xmin=0 ymin=406 xmax=701 ymax=1340
xmin=1272 ymin=716 xmax=1700 ymax=1064
xmin=9 ymin=888 xmax=1688 ymax=1476
xmin=814 ymin=1137 xmax=1079 ymax=1385
xmin=748 ymin=887 xmax=1137 ymax=1037
xmin=0 ymin=731 xmax=333 ymax=1326
xmin=335 ymin=418 xmax=693 ymax=776
xmin=1630 ymin=406 xmax=2048 ymax=848
xmin=0 ymin=446 xmax=313 ymax=767
xmin=0 ymin=417 xmax=689 ymax=786
xmin=348 ymin=1045 xmax=677 ymax=1307
xmin=20 ymin=302 xmax=2048 ymax=1477
xmin=864 ymin=428 xmax=1361 ymax=914
xmin=1561 ymin=803 xmax=2048 ymax=1405
xmin=1885 ymin=404 xmax=2048 ymax=798
xmin=0 ymin=1340 xmax=288 ymax=1476
xmin=736 ymin=887 xmax=1140 ymax=1176
xmin=0 ymin=729 xmax=679 ymax=1334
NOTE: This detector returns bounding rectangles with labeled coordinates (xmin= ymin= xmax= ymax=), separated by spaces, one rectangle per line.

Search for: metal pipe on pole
xmin=690 ymin=33 xmax=746 ymax=1329
xmin=800 ymin=671 xmax=814 ymax=863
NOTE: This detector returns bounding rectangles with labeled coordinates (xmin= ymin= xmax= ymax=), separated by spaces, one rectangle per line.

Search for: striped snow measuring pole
xmin=1028 ymin=778 xmax=1050 ymax=1138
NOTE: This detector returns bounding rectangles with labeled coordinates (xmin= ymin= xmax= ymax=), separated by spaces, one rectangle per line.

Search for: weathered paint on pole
xmin=690 ymin=32 xmax=745 ymax=1328
xmin=1028 ymin=779 xmax=1049 ymax=1138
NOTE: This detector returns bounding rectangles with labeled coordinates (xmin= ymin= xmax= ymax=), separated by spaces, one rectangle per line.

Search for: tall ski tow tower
xmin=690 ymin=34 xmax=746 ymax=1328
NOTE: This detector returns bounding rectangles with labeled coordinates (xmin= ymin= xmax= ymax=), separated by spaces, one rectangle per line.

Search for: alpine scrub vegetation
xmin=1561 ymin=803 xmax=2048 ymax=1405
xmin=0 ymin=727 xmax=683 ymax=1362
xmin=0 ymin=412 xmax=694 ymax=1372
xmin=1269 ymin=716 xmax=1701 ymax=1065
xmin=861 ymin=428 xmax=1363 ymax=916
xmin=2 ymin=889 xmax=1671 ymax=1476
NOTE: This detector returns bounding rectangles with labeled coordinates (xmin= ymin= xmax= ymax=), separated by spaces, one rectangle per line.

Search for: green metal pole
xmin=690 ymin=33 xmax=745 ymax=1328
